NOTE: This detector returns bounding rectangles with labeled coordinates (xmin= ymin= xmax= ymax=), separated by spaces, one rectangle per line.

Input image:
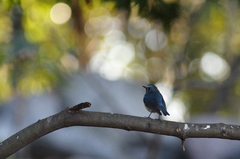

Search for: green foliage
xmin=135 ymin=0 xmax=180 ymax=31
xmin=104 ymin=0 xmax=180 ymax=31
xmin=0 ymin=0 xmax=240 ymax=118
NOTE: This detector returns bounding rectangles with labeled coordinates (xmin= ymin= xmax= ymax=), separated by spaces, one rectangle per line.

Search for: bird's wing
xmin=161 ymin=97 xmax=167 ymax=109
xmin=158 ymin=96 xmax=170 ymax=116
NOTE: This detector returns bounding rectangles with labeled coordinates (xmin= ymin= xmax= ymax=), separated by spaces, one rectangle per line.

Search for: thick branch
xmin=1 ymin=105 xmax=240 ymax=158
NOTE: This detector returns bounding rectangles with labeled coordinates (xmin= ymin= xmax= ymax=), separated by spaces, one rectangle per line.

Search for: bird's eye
xmin=147 ymin=87 xmax=150 ymax=90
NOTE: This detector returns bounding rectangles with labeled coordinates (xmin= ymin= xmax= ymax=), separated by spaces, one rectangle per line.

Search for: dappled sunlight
xmin=85 ymin=16 xmax=122 ymax=37
xmin=89 ymin=42 xmax=135 ymax=80
xmin=84 ymin=7 xmax=169 ymax=82
xmin=127 ymin=18 xmax=150 ymax=39
xmin=85 ymin=11 xmax=138 ymax=81
xmin=3 ymin=0 xmax=240 ymax=158
xmin=108 ymin=42 xmax=134 ymax=64
xmin=200 ymin=52 xmax=230 ymax=82
xmin=104 ymin=30 xmax=126 ymax=47
xmin=1 ymin=0 xmax=238 ymax=117
xmin=50 ymin=3 xmax=71 ymax=24
xmin=145 ymin=29 xmax=168 ymax=51
xmin=99 ymin=60 xmax=125 ymax=80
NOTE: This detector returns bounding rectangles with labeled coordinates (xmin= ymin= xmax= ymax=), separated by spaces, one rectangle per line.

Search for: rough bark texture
xmin=1 ymin=104 xmax=240 ymax=158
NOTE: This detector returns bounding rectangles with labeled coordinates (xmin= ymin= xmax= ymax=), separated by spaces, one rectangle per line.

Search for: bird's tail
xmin=162 ymin=109 xmax=170 ymax=116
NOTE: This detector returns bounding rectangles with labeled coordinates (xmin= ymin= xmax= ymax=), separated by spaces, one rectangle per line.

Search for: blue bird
xmin=143 ymin=84 xmax=170 ymax=118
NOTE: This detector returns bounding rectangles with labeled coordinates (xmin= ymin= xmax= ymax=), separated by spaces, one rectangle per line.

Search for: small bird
xmin=143 ymin=84 xmax=170 ymax=118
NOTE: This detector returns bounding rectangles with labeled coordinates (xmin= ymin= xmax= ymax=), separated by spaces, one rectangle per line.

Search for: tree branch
xmin=1 ymin=103 xmax=240 ymax=158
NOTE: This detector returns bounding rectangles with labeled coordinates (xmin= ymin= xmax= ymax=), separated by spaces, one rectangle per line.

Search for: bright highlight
xmin=50 ymin=3 xmax=71 ymax=24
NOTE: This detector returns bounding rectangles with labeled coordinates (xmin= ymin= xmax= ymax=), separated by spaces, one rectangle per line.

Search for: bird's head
xmin=143 ymin=84 xmax=159 ymax=93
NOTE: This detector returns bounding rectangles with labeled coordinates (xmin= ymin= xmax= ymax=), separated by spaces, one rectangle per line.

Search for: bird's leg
xmin=148 ymin=112 xmax=153 ymax=118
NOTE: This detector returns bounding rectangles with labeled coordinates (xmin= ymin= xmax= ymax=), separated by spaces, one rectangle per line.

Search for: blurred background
xmin=1 ymin=0 xmax=240 ymax=158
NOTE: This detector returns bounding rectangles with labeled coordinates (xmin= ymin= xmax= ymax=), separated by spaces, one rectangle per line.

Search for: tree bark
xmin=1 ymin=103 xmax=240 ymax=158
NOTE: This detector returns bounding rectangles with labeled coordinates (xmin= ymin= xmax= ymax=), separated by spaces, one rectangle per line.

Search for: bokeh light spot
xmin=200 ymin=52 xmax=230 ymax=81
xmin=60 ymin=54 xmax=79 ymax=71
xmin=108 ymin=42 xmax=134 ymax=65
xmin=104 ymin=30 xmax=126 ymax=47
xmin=167 ymin=98 xmax=188 ymax=122
xmin=128 ymin=18 xmax=150 ymax=39
xmin=89 ymin=42 xmax=135 ymax=81
xmin=50 ymin=3 xmax=71 ymax=24
xmin=145 ymin=29 xmax=167 ymax=51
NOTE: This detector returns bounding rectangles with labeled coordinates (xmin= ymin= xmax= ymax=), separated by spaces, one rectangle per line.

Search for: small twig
xmin=181 ymin=138 xmax=186 ymax=151
xmin=68 ymin=102 xmax=91 ymax=113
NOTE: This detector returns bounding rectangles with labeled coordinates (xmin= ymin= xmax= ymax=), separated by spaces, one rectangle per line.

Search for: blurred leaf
xmin=135 ymin=0 xmax=180 ymax=31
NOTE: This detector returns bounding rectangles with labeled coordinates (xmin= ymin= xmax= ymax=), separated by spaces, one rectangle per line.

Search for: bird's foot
xmin=158 ymin=115 xmax=162 ymax=120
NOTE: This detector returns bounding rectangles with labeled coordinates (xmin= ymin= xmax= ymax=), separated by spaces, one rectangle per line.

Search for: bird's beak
xmin=143 ymin=86 xmax=146 ymax=89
